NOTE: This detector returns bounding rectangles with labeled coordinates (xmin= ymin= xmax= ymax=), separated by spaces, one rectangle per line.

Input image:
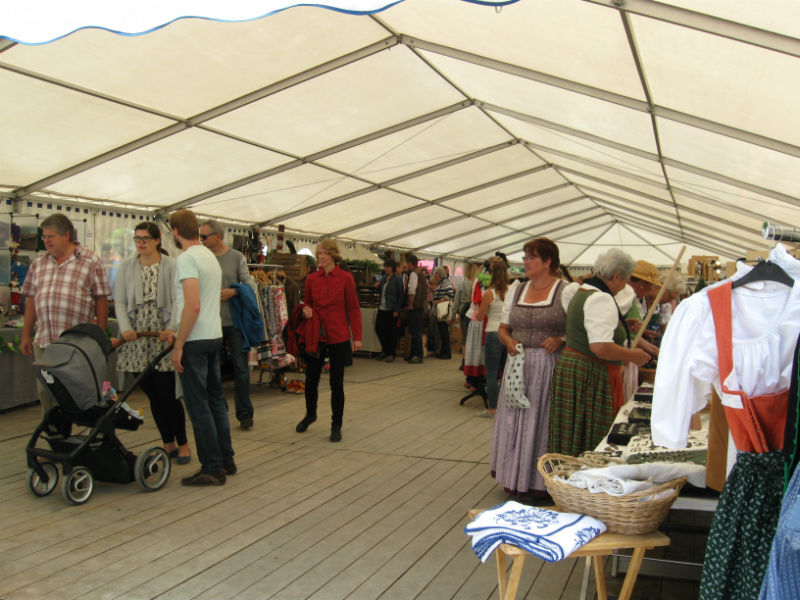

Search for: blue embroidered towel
xmin=465 ymin=501 xmax=607 ymax=562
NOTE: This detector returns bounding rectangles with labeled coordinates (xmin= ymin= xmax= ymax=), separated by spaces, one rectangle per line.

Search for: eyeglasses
xmin=133 ymin=236 xmax=153 ymax=243
xmin=522 ymin=255 xmax=538 ymax=262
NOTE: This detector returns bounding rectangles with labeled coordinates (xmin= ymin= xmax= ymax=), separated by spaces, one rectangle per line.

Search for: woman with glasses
xmin=114 ymin=221 xmax=191 ymax=463
xmin=491 ymin=239 xmax=575 ymax=499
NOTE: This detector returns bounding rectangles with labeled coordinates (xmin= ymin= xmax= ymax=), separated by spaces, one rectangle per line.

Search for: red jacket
xmin=287 ymin=303 xmax=321 ymax=357
xmin=304 ymin=265 xmax=362 ymax=344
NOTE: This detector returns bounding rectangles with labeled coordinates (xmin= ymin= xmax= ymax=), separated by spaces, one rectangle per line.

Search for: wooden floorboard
xmin=0 ymin=355 xmax=701 ymax=599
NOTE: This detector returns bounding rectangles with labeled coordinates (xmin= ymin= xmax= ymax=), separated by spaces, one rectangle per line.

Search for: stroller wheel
xmin=62 ymin=466 xmax=94 ymax=505
xmin=26 ymin=462 xmax=59 ymax=497
xmin=134 ymin=447 xmax=171 ymax=491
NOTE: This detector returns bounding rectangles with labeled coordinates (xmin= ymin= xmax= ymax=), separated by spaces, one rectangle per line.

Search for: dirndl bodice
xmin=507 ymin=280 xmax=567 ymax=348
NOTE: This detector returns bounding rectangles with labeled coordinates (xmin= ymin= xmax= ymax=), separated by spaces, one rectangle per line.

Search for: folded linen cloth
xmin=464 ymin=501 xmax=606 ymax=563
xmin=561 ymin=461 xmax=704 ymax=496
xmin=585 ymin=462 xmax=705 ymax=488
xmin=562 ymin=471 xmax=654 ymax=496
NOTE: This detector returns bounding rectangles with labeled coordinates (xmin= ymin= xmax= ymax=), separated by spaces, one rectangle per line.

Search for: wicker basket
xmin=537 ymin=453 xmax=687 ymax=535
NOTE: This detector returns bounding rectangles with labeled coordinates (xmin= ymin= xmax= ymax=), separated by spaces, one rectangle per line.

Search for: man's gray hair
xmin=661 ymin=271 xmax=686 ymax=296
xmin=594 ymin=248 xmax=636 ymax=280
xmin=201 ymin=219 xmax=225 ymax=237
xmin=40 ymin=213 xmax=76 ymax=242
xmin=433 ymin=266 xmax=448 ymax=279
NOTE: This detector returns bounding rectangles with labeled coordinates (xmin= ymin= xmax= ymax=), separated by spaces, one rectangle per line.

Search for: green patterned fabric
xmin=699 ymin=450 xmax=783 ymax=600
xmin=547 ymin=349 xmax=615 ymax=457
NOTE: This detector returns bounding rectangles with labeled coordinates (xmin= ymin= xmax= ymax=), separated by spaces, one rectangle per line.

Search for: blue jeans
xmin=484 ymin=332 xmax=506 ymax=410
xmin=179 ymin=338 xmax=234 ymax=474
xmin=407 ymin=308 xmax=423 ymax=359
xmin=222 ymin=325 xmax=253 ymax=420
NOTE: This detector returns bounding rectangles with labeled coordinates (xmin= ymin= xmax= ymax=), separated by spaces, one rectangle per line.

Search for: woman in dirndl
xmin=491 ymin=239 xmax=575 ymax=496
xmin=547 ymin=248 xmax=651 ymax=457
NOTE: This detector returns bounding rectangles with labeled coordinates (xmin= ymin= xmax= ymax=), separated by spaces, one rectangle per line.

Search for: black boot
xmin=330 ymin=425 xmax=342 ymax=442
xmin=296 ymin=415 xmax=316 ymax=432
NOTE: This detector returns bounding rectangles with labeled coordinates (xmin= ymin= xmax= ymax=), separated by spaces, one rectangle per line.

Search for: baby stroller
xmin=25 ymin=323 xmax=172 ymax=505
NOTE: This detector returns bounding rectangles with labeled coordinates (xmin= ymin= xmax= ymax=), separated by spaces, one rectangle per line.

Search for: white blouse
xmin=652 ymin=244 xmax=800 ymax=450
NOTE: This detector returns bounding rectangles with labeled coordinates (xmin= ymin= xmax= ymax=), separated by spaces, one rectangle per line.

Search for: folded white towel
xmin=563 ymin=471 xmax=654 ymax=496
xmin=585 ymin=462 xmax=705 ymax=488
xmin=465 ymin=501 xmax=606 ymax=563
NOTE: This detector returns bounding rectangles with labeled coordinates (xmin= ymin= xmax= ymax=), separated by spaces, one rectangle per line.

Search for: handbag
xmin=435 ymin=300 xmax=451 ymax=321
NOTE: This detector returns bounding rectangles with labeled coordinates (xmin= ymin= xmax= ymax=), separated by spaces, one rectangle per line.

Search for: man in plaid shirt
xmin=21 ymin=213 xmax=111 ymax=414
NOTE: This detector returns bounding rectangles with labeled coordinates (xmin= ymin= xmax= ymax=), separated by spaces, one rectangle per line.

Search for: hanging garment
xmin=759 ymin=461 xmax=800 ymax=600
xmin=782 ymin=331 xmax=800 ymax=486
xmin=699 ymin=282 xmax=788 ymax=600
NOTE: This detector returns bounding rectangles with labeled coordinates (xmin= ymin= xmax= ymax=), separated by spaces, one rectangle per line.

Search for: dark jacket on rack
xmin=287 ymin=302 xmax=321 ymax=358
xmin=229 ymin=282 xmax=266 ymax=351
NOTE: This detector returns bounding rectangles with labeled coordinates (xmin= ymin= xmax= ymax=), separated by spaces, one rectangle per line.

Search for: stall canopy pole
xmin=630 ymin=245 xmax=686 ymax=349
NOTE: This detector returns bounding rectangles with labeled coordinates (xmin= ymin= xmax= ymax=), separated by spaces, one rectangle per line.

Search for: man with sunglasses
xmin=199 ymin=219 xmax=258 ymax=430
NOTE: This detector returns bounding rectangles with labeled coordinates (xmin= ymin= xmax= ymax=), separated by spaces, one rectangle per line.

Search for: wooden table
xmin=468 ymin=509 xmax=670 ymax=600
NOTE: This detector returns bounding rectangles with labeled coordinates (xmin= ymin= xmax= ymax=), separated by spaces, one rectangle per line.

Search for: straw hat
xmin=631 ymin=260 xmax=660 ymax=286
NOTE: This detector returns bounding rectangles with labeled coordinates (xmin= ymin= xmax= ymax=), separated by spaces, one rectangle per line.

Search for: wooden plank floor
xmin=0 ymin=355 xmax=704 ymax=599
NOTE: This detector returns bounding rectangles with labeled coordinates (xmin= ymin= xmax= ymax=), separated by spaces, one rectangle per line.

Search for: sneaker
xmin=239 ymin=416 xmax=253 ymax=429
xmin=223 ymin=463 xmax=237 ymax=475
xmin=475 ymin=409 xmax=495 ymax=419
xmin=296 ymin=415 xmax=317 ymax=432
xmin=181 ymin=470 xmax=226 ymax=486
xmin=330 ymin=426 xmax=342 ymax=443
xmin=384 ymin=355 xmax=395 ymax=363
xmin=407 ymin=355 xmax=423 ymax=364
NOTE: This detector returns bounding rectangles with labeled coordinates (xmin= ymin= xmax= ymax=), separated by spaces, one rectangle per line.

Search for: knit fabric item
xmin=502 ymin=343 xmax=528 ymax=408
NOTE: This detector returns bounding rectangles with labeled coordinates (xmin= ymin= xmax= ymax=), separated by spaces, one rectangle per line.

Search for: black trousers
xmin=375 ymin=309 xmax=399 ymax=357
xmin=304 ymin=341 xmax=350 ymax=428
xmin=436 ymin=319 xmax=451 ymax=358
xmin=137 ymin=369 xmax=188 ymax=446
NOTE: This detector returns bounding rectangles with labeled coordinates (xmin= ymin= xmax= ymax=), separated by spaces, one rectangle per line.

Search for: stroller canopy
xmin=34 ymin=323 xmax=112 ymax=411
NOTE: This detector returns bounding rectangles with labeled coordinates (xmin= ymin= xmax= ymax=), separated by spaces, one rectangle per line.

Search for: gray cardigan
xmin=114 ymin=254 xmax=179 ymax=333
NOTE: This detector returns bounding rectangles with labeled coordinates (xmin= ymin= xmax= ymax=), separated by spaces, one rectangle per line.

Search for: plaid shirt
xmin=21 ymin=245 xmax=111 ymax=347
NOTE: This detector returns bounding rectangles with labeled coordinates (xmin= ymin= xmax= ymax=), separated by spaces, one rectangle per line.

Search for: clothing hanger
xmin=731 ymin=258 xmax=794 ymax=289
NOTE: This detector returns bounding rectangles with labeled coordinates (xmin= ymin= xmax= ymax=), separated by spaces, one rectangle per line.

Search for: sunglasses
xmin=200 ymin=233 xmax=218 ymax=240
xmin=133 ymin=236 xmax=154 ymax=243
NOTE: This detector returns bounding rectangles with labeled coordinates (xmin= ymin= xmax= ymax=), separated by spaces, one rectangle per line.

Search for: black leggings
xmin=137 ymin=370 xmax=188 ymax=446
xmin=304 ymin=341 xmax=349 ymax=428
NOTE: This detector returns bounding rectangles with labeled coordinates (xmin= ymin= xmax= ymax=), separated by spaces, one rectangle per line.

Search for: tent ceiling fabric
xmin=2 ymin=0 xmax=800 ymax=266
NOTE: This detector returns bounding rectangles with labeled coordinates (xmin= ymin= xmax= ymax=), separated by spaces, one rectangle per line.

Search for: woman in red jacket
xmin=295 ymin=238 xmax=362 ymax=442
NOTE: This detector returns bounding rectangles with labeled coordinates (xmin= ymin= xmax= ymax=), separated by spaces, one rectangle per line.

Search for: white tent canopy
xmin=2 ymin=0 xmax=800 ymax=267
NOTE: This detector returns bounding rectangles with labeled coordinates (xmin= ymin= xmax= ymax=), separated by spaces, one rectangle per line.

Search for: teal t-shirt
xmin=174 ymin=244 xmax=223 ymax=342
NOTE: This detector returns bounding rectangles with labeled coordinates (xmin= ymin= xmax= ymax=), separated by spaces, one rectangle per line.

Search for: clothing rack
xmin=762 ymin=221 xmax=800 ymax=243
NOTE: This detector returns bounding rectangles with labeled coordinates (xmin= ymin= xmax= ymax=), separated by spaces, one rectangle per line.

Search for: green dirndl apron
xmin=700 ymin=283 xmax=788 ymax=600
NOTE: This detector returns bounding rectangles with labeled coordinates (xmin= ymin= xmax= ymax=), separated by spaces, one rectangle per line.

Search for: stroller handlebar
xmin=111 ymin=331 xmax=175 ymax=352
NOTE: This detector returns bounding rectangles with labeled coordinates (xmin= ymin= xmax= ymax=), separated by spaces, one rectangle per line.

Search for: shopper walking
xmin=430 ymin=266 xmax=455 ymax=359
xmin=295 ymin=238 xmax=362 ymax=442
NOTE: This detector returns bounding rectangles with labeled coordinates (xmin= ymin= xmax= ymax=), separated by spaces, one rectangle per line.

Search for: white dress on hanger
xmin=652 ymin=244 xmax=800 ymax=451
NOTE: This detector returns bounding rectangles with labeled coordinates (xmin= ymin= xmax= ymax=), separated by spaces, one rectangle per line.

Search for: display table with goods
xmin=574 ymin=384 xmax=718 ymax=582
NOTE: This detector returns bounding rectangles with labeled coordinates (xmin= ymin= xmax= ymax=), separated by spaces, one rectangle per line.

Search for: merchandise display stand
xmin=468 ymin=509 xmax=670 ymax=600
